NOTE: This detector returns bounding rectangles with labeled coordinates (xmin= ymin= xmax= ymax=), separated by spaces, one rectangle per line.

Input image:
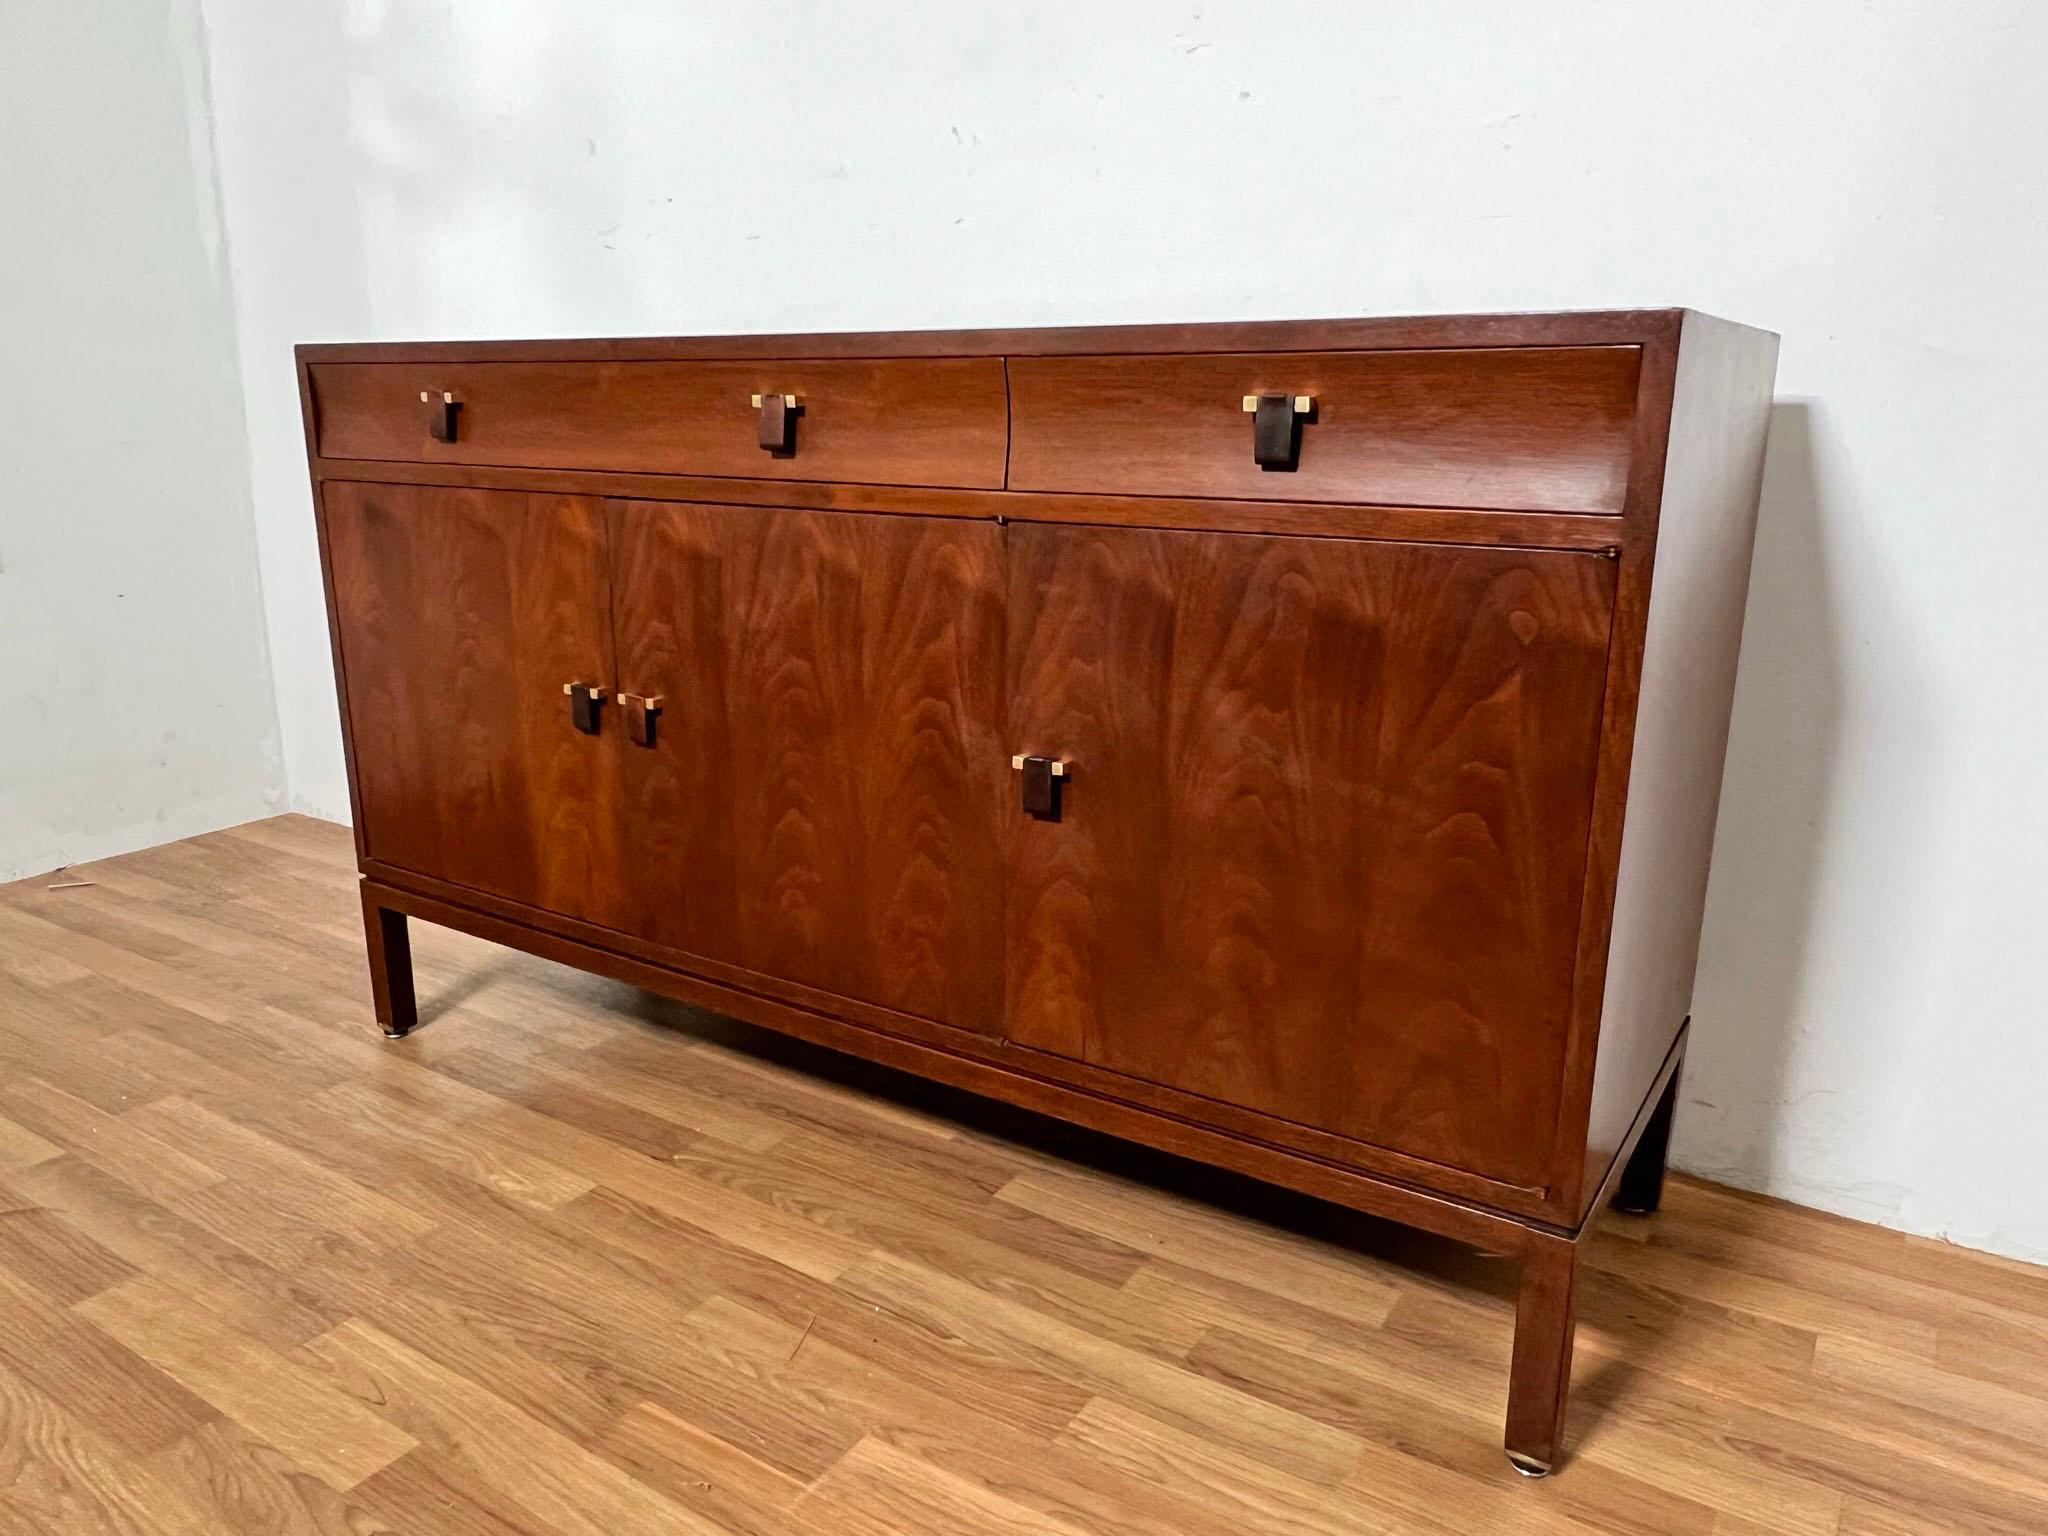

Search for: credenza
xmin=297 ymin=311 xmax=1777 ymax=1476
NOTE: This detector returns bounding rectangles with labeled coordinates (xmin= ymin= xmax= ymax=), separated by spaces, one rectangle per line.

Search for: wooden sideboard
xmin=298 ymin=311 xmax=1778 ymax=1476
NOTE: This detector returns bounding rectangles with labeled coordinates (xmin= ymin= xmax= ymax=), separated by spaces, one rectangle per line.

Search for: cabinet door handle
xmin=563 ymin=681 xmax=608 ymax=734
xmin=1011 ymin=754 xmax=1068 ymax=821
xmin=752 ymin=392 xmax=801 ymax=455
xmin=619 ymin=693 xmax=664 ymax=747
xmin=421 ymin=389 xmax=461 ymax=443
xmin=1242 ymin=392 xmax=1314 ymax=471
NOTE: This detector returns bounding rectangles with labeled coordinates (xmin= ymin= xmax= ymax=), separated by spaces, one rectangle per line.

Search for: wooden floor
xmin=2 ymin=818 xmax=2045 ymax=1534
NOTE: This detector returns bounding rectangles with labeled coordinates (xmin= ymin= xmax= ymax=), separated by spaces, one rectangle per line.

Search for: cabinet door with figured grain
xmin=1004 ymin=524 xmax=1615 ymax=1187
xmin=608 ymin=500 xmax=1007 ymax=1034
xmin=322 ymin=482 xmax=626 ymax=927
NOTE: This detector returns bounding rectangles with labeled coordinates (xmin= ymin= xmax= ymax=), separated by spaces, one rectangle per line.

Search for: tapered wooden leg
xmin=361 ymin=888 xmax=417 ymax=1040
xmin=1505 ymin=1233 xmax=1580 ymax=1477
xmin=1613 ymin=1066 xmax=1680 ymax=1215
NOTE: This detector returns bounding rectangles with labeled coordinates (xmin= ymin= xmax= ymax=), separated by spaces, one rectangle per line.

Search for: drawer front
xmin=310 ymin=358 xmax=1010 ymax=488
xmin=1009 ymin=346 xmax=1641 ymax=512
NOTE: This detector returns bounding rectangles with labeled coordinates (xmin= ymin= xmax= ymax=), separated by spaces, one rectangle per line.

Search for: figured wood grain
xmin=1008 ymin=348 xmax=1642 ymax=512
xmin=346 ymin=842 xmax=1567 ymax=1221
xmin=607 ymin=500 xmax=1007 ymax=1035
xmin=3 ymin=818 xmax=2046 ymax=1533
xmin=358 ymin=869 xmax=1550 ymax=1249
xmin=322 ymin=481 xmax=627 ymax=927
xmin=1004 ymin=525 xmax=1615 ymax=1187
xmin=310 ymin=358 xmax=1009 ymax=489
xmin=311 ymin=457 xmax=1632 ymax=550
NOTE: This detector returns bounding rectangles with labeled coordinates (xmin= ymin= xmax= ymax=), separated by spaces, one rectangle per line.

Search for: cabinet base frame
xmin=353 ymin=873 xmax=1685 ymax=1476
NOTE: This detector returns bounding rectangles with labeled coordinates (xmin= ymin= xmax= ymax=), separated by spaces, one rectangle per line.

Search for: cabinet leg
xmin=361 ymin=890 xmax=417 ymax=1040
xmin=1613 ymin=1066 xmax=1680 ymax=1215
xmin=1505 ymin=1233 xmax=1580 ymax=1477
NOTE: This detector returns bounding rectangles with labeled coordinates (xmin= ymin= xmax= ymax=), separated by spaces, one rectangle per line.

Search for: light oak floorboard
xmin=0 ymin=815 xmax=2043 ymax=1534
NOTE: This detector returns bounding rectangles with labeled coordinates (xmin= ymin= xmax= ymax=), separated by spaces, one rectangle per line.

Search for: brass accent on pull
xmin=1011 ymin=755 xmax=1068 ymax=821
xmin=1242 ymin=393 xmax=1315 ymax=471
xmin=753 ymin=392 xmax=802 ymax=455
xmin=620 ymin=692 xmax=665 ymax=748
xmin=563 ymin=681 xmax=608 ymax=734
xmin=421 ymin=389 xmax=461 ymax=443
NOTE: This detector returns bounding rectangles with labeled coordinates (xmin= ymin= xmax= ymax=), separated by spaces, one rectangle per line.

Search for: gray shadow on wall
xmin=1673 ymin=401 xmax=1835 ymax=1188
xmin=1558 ymin=399 xmax=1870 ymax=1454
xmin=1672 ymin=398 xmax=1928 ymax=1198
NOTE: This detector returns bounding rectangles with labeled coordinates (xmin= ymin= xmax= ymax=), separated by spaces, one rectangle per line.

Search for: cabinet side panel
xmin=1579 ymin=313 xmax=1779 ymax=1220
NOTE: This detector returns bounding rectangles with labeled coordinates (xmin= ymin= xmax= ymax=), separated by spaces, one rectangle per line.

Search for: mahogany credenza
xmin=297 ymin=311 xmax=1777 ymax=1476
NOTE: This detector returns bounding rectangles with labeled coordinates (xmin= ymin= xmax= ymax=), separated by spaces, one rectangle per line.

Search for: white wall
xmin=0 ymin=0 xmax=281 ymax=881
xmin=196 ymin=1 xmax=2048 ymax=1260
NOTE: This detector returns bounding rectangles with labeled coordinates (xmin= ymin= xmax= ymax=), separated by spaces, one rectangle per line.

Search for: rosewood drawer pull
xmin=1011 ymin=754 xmax=1068 ymax=821
xmin=420 ymin=389 xmax=461 ymax=443
xmin=619 ymin=693 xmax=664 ymax=747
xmin=562 ymin=681 xmax=608 ymax=735
xmin=752 ymin=392 xmax=801 ymax=456
xmin=1242 ymin=392 xmax=1315 ymax=471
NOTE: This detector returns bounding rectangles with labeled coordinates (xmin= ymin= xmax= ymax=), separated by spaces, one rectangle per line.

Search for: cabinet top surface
xmin=297 ymin=308 xmax=1770 ymax=365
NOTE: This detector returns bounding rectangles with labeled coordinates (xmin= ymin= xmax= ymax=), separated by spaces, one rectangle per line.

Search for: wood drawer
xmin=309 ymin=358 xmax=1009 ymax=488
xmin=1008 ymin=346 xmax=1641 ymax=512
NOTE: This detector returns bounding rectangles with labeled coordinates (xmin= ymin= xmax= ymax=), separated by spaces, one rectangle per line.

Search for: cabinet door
xmin=609 ymin=501 xmax=1006 ymax=1034
xmin=323 ymin=482 xmax=625 ymax=926
xmin=1004 ymin=524 xmax=1615 ymax=1187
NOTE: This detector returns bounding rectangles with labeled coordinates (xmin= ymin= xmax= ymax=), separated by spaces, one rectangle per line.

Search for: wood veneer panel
xmin=1008 ymin=347 xmax=1641 ymax=512
xmin=354 ymin=874 xmax=1543 ymax=1253
xmin=321 ymin=482 xmax=626 ymax=927
xmin=608 ymin=499 xmax=1007 ymax=1035
xmin=311 ymin=457 xmax=1631 ymax=550
xmin=356 ymin=855 xmax=1559 ymax=1219
xmin=309 ymin=358 xmax=1009 ymax=488
xmin=1003 ymin=523 xmax=1616 ymax=1188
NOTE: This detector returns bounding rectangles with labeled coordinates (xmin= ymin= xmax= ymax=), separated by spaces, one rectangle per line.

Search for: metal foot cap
xmin=1507 ymin=1450 xmax=1553 ymax=1479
